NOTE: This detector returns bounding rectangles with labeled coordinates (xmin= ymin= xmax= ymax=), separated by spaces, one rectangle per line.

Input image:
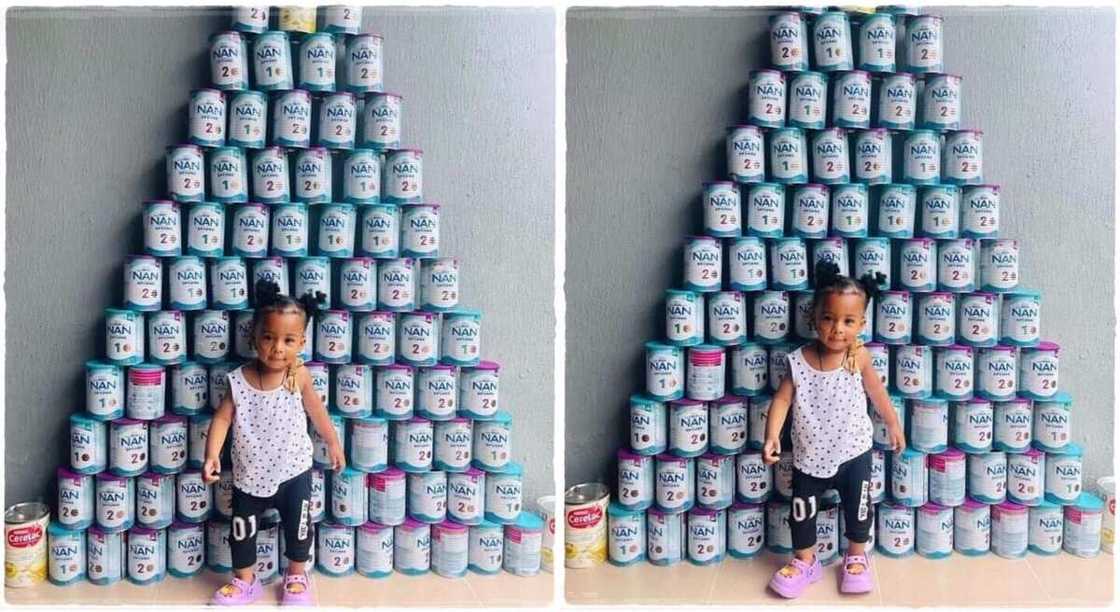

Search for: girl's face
xmin=814 ymin=290 xmax=867 ymax=353
xmin=253 ymin=309 xmax=307 ymax=371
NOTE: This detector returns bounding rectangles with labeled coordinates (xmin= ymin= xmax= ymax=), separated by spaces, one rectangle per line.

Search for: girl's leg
xmin=212 ymin=488 xmax=267 ymax=604
xmin=275 ymin=470 xmax=314 ymax=583
xmin=787 ymin=468 xmax=828 ymax=570
xmin=836 ymin=450 xmax=874 ymax=574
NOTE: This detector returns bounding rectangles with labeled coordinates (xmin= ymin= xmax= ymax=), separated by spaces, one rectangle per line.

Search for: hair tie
xmin=858 ymin=271 xmax=888 ymax=300
xmin=297 ymin=291 xmax=327 ymax=319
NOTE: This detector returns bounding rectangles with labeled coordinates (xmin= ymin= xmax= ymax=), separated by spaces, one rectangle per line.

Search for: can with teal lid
xmin=646 ymin=341 xmax=684 ymax=401
xmin=876 ymin=183 xmax=916 ymax=238
xmin=891 ymin=448 xmax=928 ymax=507
xmin=485 ymin=461 xmax=523 ymax=524
xmin=377 ymin=258 xmax=415 ymax=311
xmin=368 ymin=468 xmax=407 ymax=526
xmin=629 ymin=395 xmax=667 ymax=456
xmin=902 ymin=130 xmax=940 ymax=184
xmin=1031 ymin=391 xmax=1072 ymax=453
xmin=57 ymin=467 xmax=94 ymax=530
xmin=953 ymin=498 xmax=990 ymax=555
xmin=1045 ymin=443 xmax=1083 ymax=505
xmin=928 ymin=448 xmax=965 ymax=506
xmin=503 ymin=512 xmax=543 ymax=576
xmin=47 ymin=522 xmax=85 ymax=586
xmin=1063 ymin=492 xmax=1103 ymax=557
xmin=472 ymin=411 xmax=512 ymax=472
xmin=1019 ymin=341 xmax=1059 ymax=401
xmin=952 ymin=398 xmax=993 ymax=453
xmin=768 ymin=129 xmax=807 ymax=184
xmin=383 ymin=148 xmax=423 ymax=204
xmin=909 ymin=398 xmax=949 ymax=453
xmin=150 ymin=413 xmax=188 ymax=473
xmin=877 ymin=72 xmax=916 ymax=130
xmin=420 ymin=257 xmax=460 ymax=312
xmin=877 ymin=502 xmax=915 ymax=557
xmin=1028 ymin=499 xmax=1063 ymax=554
xmin=747 ymin=69 xmax=786 ymax=128
xmin=916 ymin=503 xmax=953 ymax=558
xmin=95 ymin=472 xmax=135 ymax=532
xmin=297 ymin=32 xmax=337 ymax=92
xmin=770 ymin=12 xmax=810 ymax=71
xmin=647 ymin=506 xmax=685 ymax=564
xmin=790 ymin=184 xmax=828 ymax=238
xmin=770 ymin=238 xmax=808 ymax=291
xmin=207 ymin=147 xmax=248 ymax=205
xmin=401 ymin=203 xmax=440 ymax=259
xmin=813 ymin=11 xmax=854 ymax=71
xmin=86 ymin=360 xmax=124 ymax=420
xmin=252 ymin=31 xmax=294 ymax=91
xmin=607 ymin=503 xmax=645 ymax=566
xmin=185 ymin=202 xmax=225 ymax=257
xmin=709 ymin=396 xmax=747 ymax=455
xmin=136 ymin=472 xmax=175 ymax=530
xmin=730 ymin=343 xmax=768 ymax=397
xmin=86 ymin=525 xmax=124 ymax=585
xmin=787 ymin=72 xmax=826 ymax=129
xmin=358 ymin=203 xmax=400 ymax=258
xmin=943 ymin=130 xmax=983 ymax=185
xmin=124 ymin=255 xmax=162 ymax=312
xmin=227 ymin=90 xmax=267 ymax=149
xmin=918 ymin=184 xmax=959 ymax=238
xmin=665 ymin=289 xmax=704 ymax=347
xmin=188 ymin=89 xmax=226 ymax=148
xmin=962 ymin=185 xmax=1000 ymax=238
xmin=702 ymin=181 xmax=741 ymax=238
xmin=441 ymin=309 xmax=481 ymax=367
xmin=980 ymin=239 xmax=1019 ymax=293
xmin=417 ymin=364 xmax=458 ymax=420
xmin=209 ymin=31 xmax=248 ymax=91
xmin=1007 ymin=448 xmax=1045 ymax=506
xmin=430 ymin=521 xmax=469 ymax=578
xmin=167 ymin=521 xmax=204 ymax=577
xmin=469 ymin=520 xmax=503 ymax=574
xmin=871 ymin=394 xmax=906 ymax=450
xmin=341 ymin=149 xmax=381 ymax=204
xmin=1000 ymin=290 xmax=1041 ymax=347
xmin=345 ymin=34 xmax=384 ymax=94
xmin=858 ymin=12 xmax=896 ymax=72
xmin=317 ymin=522 xmax=356 ymax=576
xmin=727 ymin=237 xmax=766 ymax=291
xmin=956 ymin=292 xmax=998 ymax=347
xmin=291 ymin=147 xmax=332 ymax=204
xmin=993 ymin=398 xmax=1032 ymax=452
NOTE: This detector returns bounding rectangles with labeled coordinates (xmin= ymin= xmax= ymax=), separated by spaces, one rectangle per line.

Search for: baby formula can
xmin=682 ymin=236 xmax=721 ymax=292
xmin=910 ymin=399 xmax=949 ymax=452
xmin=418 ymin=365 xmax=458 ymax=420
xmin=687 ymin=507 xmax=726 ymax=565
xmin=957 ymin=293 xmax=998 ymax=347
xmin=468 ymin=520 xmax=503 ymax=574
xmin=323 ymin=5 xmax=362 ymax=34
xmin=358 ymin=204 xmax=400 ymax=259
xmin=811 ymin=128 xmax=850 ymax=182
xmin=503 ymin=513 xmax=544 ymax=576
xmin=355 ymin=522 xmax=394 ymax=578
xmin=191 ymin=311 xmax=229 ymax=366
xmin=383 ymin=148 xmax=423 ymax=204
xmin=915 ymin=503 xmax=953 ymax=558
xmin=646 ymin=342 xmax=685 ymax=401
xmin=86 ymin=525 xmax=124 ymax=585
xmin=894 ymin=345 xmax=931 ymax=398
xmin=229 ymin=202 xmax=270 ymax=258
xmin=166 ymin=521 xmax=204 ymax=577
xmin=430 ymin=521 xmax=469 ymax=578
xmin=916 ymin=293 xmax=954 ymax=346
xmin=1045 ymin=443 xmax=1083 ymax=504
xmin=991 ymin=501 xmax=1028 ymax=558
xmin=333 ymin=363 xmax=373 ymax=418
xmin=935 ymin=345 xmax=973 ymax=400
xmin=686 ymin=346 xmax=725 ymax=402
xmin=892 ymin=448 xmax=929 ymax=506
xmin=361 ymin=92 xmax=403 ymax=151
xmin=874 ymin=291 xmax=911 ymax=344
xmin=868 ymin=449 xmax=887 ymax=503
xmin=736 ymin=450 xmax=772 ymax=504
xmin=727 ymin=237 xmax=767 ymax=292
xmin=176 ymin=470 xmax=211 ymax=523
xmin=877 ymin=183 xmax=916 ymax=238
xmin=485 ymin=462 xmax=523 ymax=524
xmin=1007 ymin=448 xmax=1045 ymax=506
xmin=1028 ymin=499 xmax=1064 ymax=555
xmin=375 ymin=364 xmax=413 ymax=420
xmin=473 ymin=412 xmax=513 ymax=472
xmin=791 ymin=184 xmax=829 ymax=238
xmin=827 ymin=185 xmax=869 ymax=240
xmin=109 ymin=418 xmax=148 ymax=477
xmin=902 ymin=130 xmax=940 ymax=185
xmin=209 ymin=31 xmax=248 ymax=91
xmin=813 ymin=11 xmax=854 ymax=71
xmin=770 ymin=238 xmax=808 ymax=291
xmin=702 ymin=181 xmax=741 ymax=237
xmin=937 ymin=238 xmax=975 ymax=292
xmin=441 ymin=309 xmax=481 ymax=367
xmin=852 ymin=129 xmax=891 ymax=185
xmin=143 ymin=200 xmax=181 ymax=257
xmin=655 ymin=454 xmax=694 ymax=513
xmin=708 ymin=396 xmax=747 ymax=455
xmin=407 ymin=471 xmax=447 ymax=524
xmin=251 ymin=257 xmax=288 ymax=297
xmin=306 ymin=361 xmax=329 ymax=407
xmin=314 ymin=202 xmax=356 ymax=257
xmin=314 ymin=309 xmax=351 ymax=364
xmin=205 ymin=519 xmax=232 ymax=572
xmin=434 ymin=418 xmax=472 ymax=471
xmin=136 ymin=472 xmax=175 ymax=529
xmin=726 ymin=125 xmax=767 ymax=184
xmin=853 ymin=238 xmax=890 ymax=285
xmin=209 ymin=257 xmax=249 ymax=310
xmin=877 ymin=72 xmax=916 ymax=130
xmin=770 ymin=12 xmax=809 ymax=71
xmin=858 ymin=12 xmax=896 ymax=72
xmin=832 ymin=72 xmax=871 ymax=129
xmin=928 ymin=448 xmax=966 ymax=506
xmin=1032 ymin=392 xmax=1073 ymax=453
xmin=919 ymin=184 xmax=960 ymax=239
xmin=291 ymin=147 xmax=332 ymax=203
xmin=333 ymin=467 xmax=370 ymax=526
xmin=993 ymin=398 xmax=1032 ymax=452
xmin=85 ymin=361 xmax=124 ymax=421
xmin=968 ymin=452 xmax=1007 ymax=503
xmin=460 ymin=361 xmax=500 ymax=419
xmin=877 ymin=502 xmax=915 ymax=557
xmin=421 ymin=257 xmax=460 ymax=312
xmin=872 ymin=395 xmax=906 ymax=450
xmin=167 ymin=144 xmax=205 ymax=203
xmin=866 ymin=342 xmax=890 ymax=386
xmin=317 ymin=522 xmax=356 ymax=576
xmin=187 ymin=413 xmax=213 ymax=468
xmin=812 ymin=238 xmax=849 ymax=279
xmin=231 ymin=6 xmax=267 ymax=33
xmin=953 ymin=498 xmax=990 ymax=555
xmin=696 ymin=454 xmax=734 ymax=511
xmin=1000 ymin=290 xmax=1042 ymax=346
xmin=124 ymin=255 xmax=162 ymax=312
xmin=47 ymin=523 xmax=85 ymax=586
xmin=185 ymin=201 xmax=225 ymax=257
xmin=147 ymin=313 xmax=186 ymax=368
xmin=345 ymin=34 xmax=384 ymax=94
xmin=768 ymin=343 xmax=795 ymax=390
xmin=1063 ymin=493 xmax=1103 ymax=558
xmin=354 ymin=311 xmax=395 ymax=366
xmin=891 ymin=240 xmax=931 ymax=294
xmin=607 ymin=504 xmax=646 ymax=566
xmin=296 ymin=32 xmax=336 ymax=92
xmin=350 ymin=416 xmax=389 ymax=472
xmin=377 ymin=257 xmax=416 ymax=311
xmin=126 ymin=526 xmax=166 ymax=585
xmin=646 ymin=507 xmax=684 ymax=565
xmin=393 ymin=417 xmax=433 ymax=472
xmin=169 ymin=256 xmax=208 ymax=312
xmin=943 ymin=130 xmax=983 ymax=185
xmin=920 ymin=73 xmax=962 ymax=131
xmin=447 ymin=467 xmax=485 ymax=525
xmin=765 ymin=499 xmax=792 ymax=553
xmin=727 ymin=503 xmax=765 ymax=558
xmin=368 ymin=468 xmax=407 ymax=526
xmin=774 ymin=452 xmax=795 ymax=499
xmin=1019 ymin=342 xmax=1059 ymax=401
xmin=629 ymin=395 xmax=668 ymax=456
xmin=747 ymin=69 xmax=786 ymax=128
xmin=339 ymin=150 xmax=381 ymax=205
xmin=95 ymin=472 xmax=134 ymax=532
xmin=252 ymin=31 xmax=293 ymax=91
xmin=766 ymin=129 xmax=807 ymax=185
xmin=213 ymin=471 xmax=233 ymax=519
xmin=188 ymin=89 xmax=226 ymax=148
xmin=564 ymin=484 xmax=610 ymax=569
xmin=57 ymin=468 xmax=94 ymax=530
xmin=227 ymin=90 xmax=267 ymax=149
xmin=906 ymin=15 xmax=943 ymax=72
xmin=730 ymin=343 xmax=768 ymax=396
xmin=617 ymin=450 xmax=654 ymax=511
xmin=251 ymin=147 xmax=290 ymax=203
xmin=665 ymin=290 xmax=704 ymax=346
xmin=962 ymin=185 xmax=1000 ymax=238
xmin=980 ymin=239 xmax=1019 ymax=293
xmin=401 ymin=203 xmax=440 ymax=258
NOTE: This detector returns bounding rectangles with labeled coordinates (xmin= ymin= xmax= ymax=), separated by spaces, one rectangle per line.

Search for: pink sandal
xmin=839 ymin=553 xmax=873 ymax=594
xmin=211 ymin=576 xmax=263 ymax=606
xmin=768 ymin=555 xmax=822 ymax=599
xmin=281 ymin=572 xmax=314 ymax=606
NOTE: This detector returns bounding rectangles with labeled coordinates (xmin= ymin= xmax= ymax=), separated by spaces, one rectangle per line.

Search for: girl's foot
xmin=839 ymin=553 xmax=874 ymax=594
xmin=768 ymin=555 xmax=822 ymax=599
xmin=211 ymin=576 xmax=262 ymax=606
xmin=281 ymin=572 xmax=314 ymax=606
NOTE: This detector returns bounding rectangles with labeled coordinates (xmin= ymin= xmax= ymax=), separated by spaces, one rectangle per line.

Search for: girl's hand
xmin=202 ymin=455 xmax=221 ymax=484
xmin=328 ymin=442 xmax=346 ymax=472
xmin=888 ymin=423 xmax=906 ymax=453
xmin=762 ymin=437 xmax=781 ymax=465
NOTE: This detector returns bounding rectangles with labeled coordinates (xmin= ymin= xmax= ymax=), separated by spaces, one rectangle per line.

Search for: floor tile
xmin=466 ymin=570 xmax=554 ymax=606
xmin=875 ymin=553 xmax=1054 ymax=607
xmin=1027 ymin=552 xmax=1115 ymax=605
xmin=564 ymin=560 xmax=719 ymax=605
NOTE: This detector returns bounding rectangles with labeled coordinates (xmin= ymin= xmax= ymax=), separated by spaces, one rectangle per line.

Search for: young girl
xmin=763 ymin=262 xmax=905 ymax=598
xmin=202 ymin=280 xmax=345 ymax=606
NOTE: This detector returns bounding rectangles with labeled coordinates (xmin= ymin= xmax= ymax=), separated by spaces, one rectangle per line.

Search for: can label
xmin=648 ymin=511 xmax=684 ymax=564
xmin=709 ymin=400 xmax=747 ymax=455
xmin=904 ymin=132 xmax=940 ymax=184
xmin=978 ymin=348 xmax=1017 ymax=401
xmin=110 ymin=421 xmax=148 ymax=476
xmin=398 ymin=312 xmax=437 ymax=366
xmin=360 ymin=205 xmax=399 ymax=259
xmin=1007 ymin=453 xmax=1044 ymax=505
xmin=460 ymin=366 xmax=499 ymax=419
xmin=376 ymin=368 xmax=413 ymax=419
xmin=728 ymin=505 xmax=764 ymax=557
xmin=791 ymin=185 xmax=828 ymax=237
xmin=418 ymin=367 xmax=457 ymax=419
xmin=434 ymin=420 xmax=473 ymax=471
xmin=813 ymin=13 xmax=853 ymax=71
xmin=320 ymin=94 xmax=357 ymax=149
xmin=148 ymin=313 xmax=185 ymax=366
xmin=735 ymin=452 xmax=771 ymax=504
xmin=770 ymin=13 xmax=808 ymax=71
xmin=356 ymin=526 xmax=394 ymax=577
xmin=683 ymin=237 xmax=721 ymax=291
xmin=336 ymin=259 xmax=375 ymax=312
xmin=384 ymin=150 xmax=422 ymax=203
xmin=333 ymin=365 xmax=372 ymax=417
xmin=214 ymin=472 xmax=234 ymax=518
xmin=879 ymin=73 xmax=916 ymax=130
xmin=210 ymin=259 xmax=248 ymax=308
xmin=868 ymin=450 xmax=886 ymax=503
xmin=630 ymin=399 xmax=666 ymax=455
xmin=350 ymin=418 xmax=389 ymax=472
xmin=167 ymin=146 xmax=205 ymax=202
xmin=293 ymin=149 xmax=331 ymax=203
xmin=232 ymin=7 xmax=267 ymax=33
xmin=686 ymin=349 xmax=725 ymax=402
xmin=702 ymin=183 xmax=740 ymax=237
xmin=206 ymin=521 xmax=232 ymax=572
xmin=86 ymin=365 xmax=124 ymax=420
xmin=48 ymin=529 xmax=85 ymax=585
xmin=768 ymin=131 xmax=807 ymax=183
xmin=314 ymin=311 xmax=351 ymax=363
xmin=96 ymin=478 xmax=134 ymax=531
xmin=875 ymin=292 xmax=911 ymax=344
xmin=891 ymin=454 xmax=928 ymax=506
xmin=332 ymin=471 xmax=368 ymax=526
xmin=136 ymin=475 xmax=175 ymax=529
xmin=921 ymin=74 xmax=961 ymax=130
xmin=938 ymin=239 xmax=975 ymax=291
xmin=442 ymin=313 xmax=481 ymax=366
xmin=1046 ymin=456 xmax=1082 ymax=504
xmin=1019 ymin=348 xmax=1059 ymax=400
xmin=58 ymin=475 xmax=94 ymax=529
xmin=317 ymin=204 xmax=356 ymax=256
xmin=168 ymin=257 xmax=207 ymax=313
xmin=363 ymin=94 xmax=402 ymax=150
xmin=696 ymin=457 xmax=734 ymax=510
xmin=186 ymin=202 xmax=224 ymax=256
xmin=647 ymin=345 xmax=684 ymax=400
xmin=407 ymin=473 xmax=447 ymax=523
xmin=469 ymin=525 xmax=503 ymax=573
xmin=1033 ymin=399 xmax=1071 ymax=452
xmin=229 ymin=92 xmax=266 ymax=148
xmin=618 ymin=455 xmax=654 ymax=510
xmin=318 ymin=525 xmax=356 ymax=576
xmin=401 ymin=203 xmax=441 ymax=257
xmin=894 ymin=345 xmax=930 ymax=397
xmin=936 ymin=347 xmax=973 ymax=398
xmin=1063 ymin=507 xmax=1101 ymax=557
xmin=753 ymin=292 xmax=789 ymax=343
xmin=944 ymin=131 xmax=983 ymax=185
xmin=771 ymin=240 xmax=807 ymax=290
xmin=298 ymin=34 xmax=336 ymax=91
xmin=730 ymin=344 xmax=767 ymax=396
xmin=252 ymin=148 xmax=289 ymax=203
xmin=124 ymin=256 xmax=162 ymax=311
xmin=144 ymin=201 xmax=181 ymax=256
xmin=687 ymin=511 xmax=725 ymax=564
xmin=963 ymin=186 xmax=1000 ymax=238
xmin=355 ymin=312 xmax=394 ymax=366
xmin=210 ymin=32 xmax=248 ymax=90
xmin=992 ymin=507 xmax=1028 ymax=557
xmin=981 ymin=239 xmax=1019 ymax=292
xmin=832 ymin=72 xmax=871 ymax=129
xmin=928 ymin=454 xmax=966 ymax=506
xmin=378 ymin=259 xmax=415 ymax=311
xmin=878 ymin=505 xmax=915 ymax=556
xmin=339 ymin=151 xmax=380 ymax=205
xmin=395 ymin=421 xmax=433 ymax=471
xmin=812 ymin=130 xmax=850 ymax=183
xmin=486 ymin=475 xmax=522 ymax=522
xmin=707 ymin=293 xmax=745 ymax=345
xmin=787 ymin=73 xmax=826 ymax=129
xmin=727 ymin=126 xmax=765 ymax=181
xmin=191 ymin=311 xmax=229 ymax=364
xmin=177 ymin=472 xmax=211 ymax=522
xmin=878 ymin=184 xmax=916 ymax=237
xmin=1029 ymin=506 xmax=1063 ymax=554
xmin=189 ymin=89 xmax=226 ymax=147
xmin=958 ymin=293 xmax=998 ymax=346
xmin=370 ymin=473 xmax=407 ymax=526
xmin=473 ymin=421 xmax=511 ymax=470
xmin=1000 ymin=294 xmax=1041 ymax=346
xmin=852 ymin=238 xmax=888 ymax=282
xmin=748 ymin=71 xmax=785 ymax=127
xmin=955 ymin=506 xmax=990 ymax=554
xmin=917 ymin=507 xmax=953 ymax=557
xmin=728 ymin=239 xmax=767 ymax=291
xmin=151 ymin=417 xmax=188 ymax=473
xmin=920 ymin=185 xmax=959 ymax=238
xmin=872 ymin=397 xmax=907 ymax=449
xmin=916 ymin=293 xmax=954 ymax=345
xmin=907 ymin=16 xmax=943 ymax=72
xmin=312 ymin=416 xmax=346 ymax=468
xmin=609 ymin=512 xmax=645 ymax=565
xmin=447 ymin=472 xmax=484 ymax=525
xmin=859 ymin=14 xmax=895 ymax=72
xmin=911 ymin=401 xmax=948 ymax=453
xmin=253 ymin=33 xmax=293 ymax=90
xmin=853 ymin=131 xmax=890 ymax=185
xmin=969 ymin=453 xmax=1007 ymax=503
xmin=656 ymin=457 xmax=693 ymax=512
xmin=87 ymin=529 xmax=124 ymax=584
xmin=346 ymin=35 xmax=384 ymax=92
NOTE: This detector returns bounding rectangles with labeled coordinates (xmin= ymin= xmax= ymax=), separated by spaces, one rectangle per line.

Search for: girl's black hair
xmin=251 ymin=279 xmax=326 ymax=332
xmin=812 ymin=260 xmax=887 ymax=311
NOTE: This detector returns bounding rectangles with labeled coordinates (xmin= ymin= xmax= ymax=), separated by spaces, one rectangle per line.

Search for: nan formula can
xmin=1019 ymin=342 xmax=1060 ymax=400
xmin=342 ymin=149 xmax=382 ymax=204
xmin=877 ymin=183 xmax=916 ymax=238
xmin=902 ymin=130 xmax=940 ymax=185
xmin=86 ymin=361 xmax=124 ymax=421
xmin=811 ymin=128 xmax=850 ymax=182
xmin=727 ymin=125 xmax=766 ymax=183
xmin=655 ymin=454 xmax=694 ymax=513
xmin=647 ymin=507 xmax=685 ymax=565
xmin=685 ymin=345 xmax=725 ymax=402
xmin=962 ymin=185 xmax=1000 ymax=238
xmin=646 ymin=342 xmax=684 ymax=401
xmin=469 ymin=520 xmax=504 ymax=574
xmin=831 ymin=72 xmax=871 ymax=129
xmin=1007 ymin=448 xmax=1045 ymax=506
xmin=345 ymin=34 xmax=384 ymax=94
xmin=607 ymin=503 xmax=646 ymax=566
xmin=617 ymin=450 xmax=653 ymax=511
xmin=730 ymin=343 xmax=768 ymax=397
xmin=993 ymin=398 xmax=1032 ymax=453
xmin=228 ymin=91 xmax=267 ymax=149
xmin=747 ymin=70 xmax=786 ymax=128
xmin=770 ymin=12 xmax=809 ymax=71
xmin=1000 ymin=290 xmax=1042 ymax=347
xmin=736 ymin=451 xmax=772 ymax=504
xmin=432 ymin=521 xmax=469 ymax=578
xmin=957 ymin=292 xmax=999 ymax=347
xmin=356 ymin=522 xmax=394 ymax=578
xmin=1063 ymin=493 xmax=1104 ymax=558
xmin=359 ymin=204 xmax=400 ymax=259
xmin=708 ymin=396 xmax=747 ymax=455
xmin=126 ymin=526 xmax=166 ymax=585
xmin=906 ymin=15 xmax=943 ymax=73
xmin=136 ymin=473 xmax=175 ymax=530
xmin=876 ymin=502 xmax=914 ymax=557
xmin=503 ymin=513 xmax=544 ymax=577
xmin=695 ymin=454 xmax=734 ymax=511
xmin=991 ymin=501 xmax=1028 ymax=559
xmin=368 ymin=468 xmax=407 ymax=526
xmin=977 ymin=346 xmax=1018 ymax=401
xmin=472 ymin=412 xmax=513 ymax=472
xmin=87 ymin=526 xmax=125 ymax=585
xmin=95 ymin=473 xmax=135 ymax=532
xmin=727 ymin=502 xmax=765 ymax=558
xmin=143 ymin=200 xmax=181 ymax=257
xmin=209 ymin=31 xmax=248 ymax=91
xmin=702 ymin=181 xmax=741 ymax=237
xmin=317 ymin=522 xmax=356 ymax=576
xmin=954 ymin=498 xmax=990 ymax=555
xmin=167 ymin=522 xmax=205 ymax=577
xmin=928 ymin=448 xmax=966 ymax=507
xmin=920 ymin=73 xmax=962 ymax=131
xmin=297 ymin=33 xmax=337 ymax=92
xmin=447 ymin=468 xmax=485 ymax=525
xmin=630 ymin=395 xmax=667 ymax=456
xmin=813 ymin=11 xmax=854 ymax=72
xmin=686 ymin=507 xmax=726 ymax=565
xmin=878 ymin=72 xmax=916 ymax=130
xmin=47 ymin=523 xmax=85 ymax=586
xmin=1028 ymin=499 xmax=1064 ymax=555
xmin=361 ymin=93 xmax=402 ymax=151
xmin=421 ymin=258 xmax=460 ymax=312
xmin=916 ymin=503 xmax=953 ymax=558
xmin=124 ymin=255 xmax=162 ymax=312
xmin=57 ymin=468 xmax=94 ymax=530
xmin=935 ymin=345 xmax=973 ymax=400
xmin=968 ymin=451 xmax=1007 ymax=504
xmin=858 ymin=12 xmax=896 ymax=72
xmin=167 ymin=144 xmax=205 ymax=203
xmin=1032 ymin=392 xmax=1073 ymax=453
xmin=484 ymin=462 xmax=524 ymax=525
xmin=252 ymin=31 xmax=293 ymax=91
xmin=1045 ymin=443 xmax=1083 ymax=505
xmin=460 ymin=361 xmax=500 ymax=420
xmin=767 ymin=129 xmax=807 ymax=184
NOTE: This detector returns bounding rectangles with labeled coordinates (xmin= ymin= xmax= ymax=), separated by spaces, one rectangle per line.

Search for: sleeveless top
xmin=786 ymin=347 xmax=874 ymax=478
xmin=228 ymin=365 xmax=314 ymax=497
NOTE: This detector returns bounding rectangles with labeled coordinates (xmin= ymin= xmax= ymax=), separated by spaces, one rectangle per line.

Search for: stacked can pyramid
xmin=607 ymin=6 xmax=1105 ymax=568
xmin=49 ymin=6 xmax=544 ymax=588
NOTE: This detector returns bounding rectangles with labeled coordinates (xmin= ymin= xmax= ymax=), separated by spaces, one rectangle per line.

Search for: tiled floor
xmin=5 ymin=568 xmax=553 ymax=607
xmin=566 ymin=551 xmax=1115 ymax=606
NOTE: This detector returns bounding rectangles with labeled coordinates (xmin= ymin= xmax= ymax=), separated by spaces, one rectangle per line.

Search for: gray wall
xmin=566 ymin=8 xmax=1116 ymax=490
xmin=6 ymin=7 xmax=555 ymax=506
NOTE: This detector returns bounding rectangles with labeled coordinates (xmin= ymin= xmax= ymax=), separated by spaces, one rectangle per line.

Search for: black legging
xmin=230 ymin=469 xmax=313 ymax=570
xmin=789 ymin=449 xmax=873 ymax=552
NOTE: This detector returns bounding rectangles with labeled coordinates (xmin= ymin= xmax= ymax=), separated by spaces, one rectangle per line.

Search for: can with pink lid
xmin=928 ymin=448 xmax=966 ymax=506
xmin=708 ymin=396 xmax=747 ymax=455
xmin=791 ymin=184 xmax=828 ymax=238
xmin=935 ymin=345 xmax=973 ymax=400
xmin=447 ymin=468 xmax=485 ymax=525
xmin=460 ymin=361 xmax=500 ymax=419
xmin=920 ymin=73 xmax=961 ymax=131
xmin=361 ymin=93 xmax=402 ymax=151
xmin=1007 ymin=448 xmax=1045 ymax=506
xmin=832 ymin=72 xmax=871 ymax=129
xmin=735 ymin=451 xmax=771 ymax=504
xmin=727 ymin=125 xmax=766 ymax=183
xmin=376 ymin=364 xmax=414 ymax=420
xmin=957 ymin=292 xmax=998 ymax=347
xmin=962 ymin=185 xmax=1000 ymax=238
xmin=877 ymin=72 xmax=915 ymax=130
xmin=686 ymin=346 xmax=725 ymax=402
xmin=916 ymin=292 xmax=955 ymax=346
xmin=811 ymin=128 xmax=850 ymax=183
xmin=943 ymin=130 xmax=983 ymax=185
xmin=702 ymin=182 xmax=740 ymax=237
xmin=954 ymin=498 xmax=991 ymax=555
xmin=991 ymin=501 xmax=1028 ymax=558
xmin=1019 ymin=342 xmax=1059 ymax=400
xmin=994 ymin=398 xmax=1032 ymax=453
xmin=617 ymin=450 xmax=654 ymax=511
xmin=417 ymin=365 xmax=458 ymax=420
xmin=434 ymin=418 xmax=472 ymax=472
xmin=695 ymin=454 xmax=734 ymax=510
xmin=980 ymin=239 xmax=1019 ymax=292
xmin=977 ymin=346 xmax=1018 ymax=401
xmin=770 ymin=12 xmax=809 ymax=71
xmin=707 ymin=292 xmax=746 ymax=346
xmin=938 ymin=238 xmax=975 ymax=292
xmin=748 ymin=70 xmax=785 ymax=128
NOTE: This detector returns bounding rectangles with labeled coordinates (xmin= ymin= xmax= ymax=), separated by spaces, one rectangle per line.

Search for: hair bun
xmin=297 ymin=291 xmax=327 ymax=318
xmin=858 ymin=271 xmax=888 ymax=299
xmin=254 ymin=279 xmax=283 ymax=307
xmin=814 ymin=260 xmax=842 ymax=286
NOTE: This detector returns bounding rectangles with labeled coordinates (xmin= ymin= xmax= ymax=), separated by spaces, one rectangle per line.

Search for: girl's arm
xmin=299 ymin=365 xmax=346 ymax=471
xmin=202 ymin=394 xmax=234 ymax=483
xmin=762 ymin=375 xmax=795 ymax=464
xmin=858 ymin=346 xmax=906 ymax=452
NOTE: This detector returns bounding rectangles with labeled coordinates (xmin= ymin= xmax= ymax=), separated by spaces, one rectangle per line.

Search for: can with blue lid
xmin=1045 ymin=443 xmax=1083 ymax=505
xmin=207 ymin=147 xmax=248 ymax=204
xmin=647 ymin=506 xmax=685 ymax=565
xmin=629 ymin=395 xmax=667 ymax=456
xmin=297 ymin=32 xmax=337 ymax=92
xmin=209 ymin=31 xmax=248 ymax=91
xmin=782 ymin=74 xmax=824 ymax=130
xmin=876 ymin=183 xmax=916 ymax=238
xmin=484 ymin=462 xmax=523 ymax=524
xmin=147 ymin=312 xmax=186 ymax=367
xmin=1063 ymin=492 xmax=1103 ymax=557
xmin=185 ymin=201 xmax=225 ymax=257
xmin=86 ymin=360 xmax=124 ymax=420
xmin=472 ymin=411 xmax=513 ymax=471
xmin=980 ymin=239 xmax=1019 ymax=293
xmin=345 ymin=34 xmax=384 ymax=94
xmin=227 ymin=90 xmax=267 ymax=149
xmin=1027 ymin=499 xmax=1063 ymax=555
xmin=727 ymin=237 xmax=767 ymax=291
xmin=1031 ymin=391 xmax=1072 ymax=453
xmin=665 ymin=290 xmax=704 ymax=347
xmin=503 ymin=512 xmax=543 ymax=576
xmin=252 ymin=31 xmax=294 ymax=91
xmin=646 ymin=342 xmax=684 ymax=401
xmin=124 ymin=255 xmax=162 ymax=312
xmin=813 ymin=11 xmax=854 ymax=72
xmin=56 ymin=467 xmax=94 ymax=531
xmin=341 ymin=149 xmax=381 ymax=204
xmin=1000 ymin=290 xmax=1042 ymax=347
xmin=383 ymin=149 xmax=423 ymax=204
xmin=607 ymin=503 xmax=645 ymax=566
xmin=962 ymin=185 xmax=999 ymax=238
xmin=891 ymin=448 xmax=928 ymax=507
xmin=768 ymin=130 xmax=807 ymax=184
xmin=86 ymin=525 xmax=124 ymax=585
xmin=858 ymin=12 xmax=896 ymax=72
xmin=953 ymin=498 xmax=990 ymax=555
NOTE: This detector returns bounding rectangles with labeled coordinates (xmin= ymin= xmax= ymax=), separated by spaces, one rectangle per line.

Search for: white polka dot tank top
xmin=787 ymin=346 xmax=874 ymax=478
xmin=228 ymin=365 xmax=314 ymax=497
